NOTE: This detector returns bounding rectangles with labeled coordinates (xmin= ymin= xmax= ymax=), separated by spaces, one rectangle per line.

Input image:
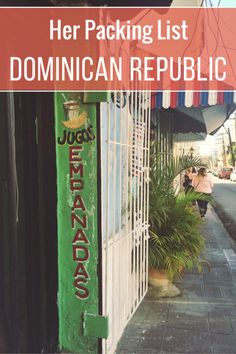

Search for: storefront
xmin=54 ymin=91 xmax=151 ymax=353
xmin=0 ymin=89 xmax=151 ymax=354
xmin=3 ymin=1 xmax=236 ymax=354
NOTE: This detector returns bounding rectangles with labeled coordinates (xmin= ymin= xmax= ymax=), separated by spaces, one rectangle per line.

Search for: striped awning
xmin=152 ymin=91 xmax=236 ymax=136
xmin=152 ymin=91 xmax=236 ymax=109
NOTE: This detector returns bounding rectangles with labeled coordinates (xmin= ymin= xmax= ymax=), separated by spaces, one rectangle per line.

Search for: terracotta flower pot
xmin=148 ymin=267 xmax=181 ymax=298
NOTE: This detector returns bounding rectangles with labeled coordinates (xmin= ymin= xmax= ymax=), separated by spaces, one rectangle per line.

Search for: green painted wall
xmin=55 ymin=92 xmax=99 ymax=353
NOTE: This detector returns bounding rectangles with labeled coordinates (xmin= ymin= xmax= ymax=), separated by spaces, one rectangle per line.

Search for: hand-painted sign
xmin=55 ymin=92 xmax=99 ymax=353
xmin=57 ymin=125 xmax=95 ymax=145
xmin=69 ymin=145 xmax=90 ymax=299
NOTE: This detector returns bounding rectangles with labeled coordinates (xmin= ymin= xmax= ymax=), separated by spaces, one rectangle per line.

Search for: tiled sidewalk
xmin=117 ymin=207 xmax=236 ymax=354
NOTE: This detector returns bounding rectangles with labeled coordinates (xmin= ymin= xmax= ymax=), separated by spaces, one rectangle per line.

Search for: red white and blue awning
xmin=152 ymin=91 xmax=236 ymax=109
xmin=151 ymin=91 xmax=236 ymax=136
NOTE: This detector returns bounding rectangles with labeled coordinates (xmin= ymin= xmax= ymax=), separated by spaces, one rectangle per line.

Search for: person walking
xmin=183 ymin=168 xmax=197 ymax=205
xmin=183 ymin=168 xmax=194 ymax=194
xmin=192 ymin=167 xmax=213 ymax=219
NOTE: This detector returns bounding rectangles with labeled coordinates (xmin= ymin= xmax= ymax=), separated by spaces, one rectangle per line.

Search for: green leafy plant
xmin=149 ymin=145 xmax=209 ymax=280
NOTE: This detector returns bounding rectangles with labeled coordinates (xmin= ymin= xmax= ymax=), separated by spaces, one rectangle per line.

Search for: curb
xmin=212 ymin=199 xmax=236 ymax=242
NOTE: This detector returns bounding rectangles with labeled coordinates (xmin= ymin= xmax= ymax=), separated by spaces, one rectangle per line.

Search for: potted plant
xmin=148 ymin=147 xmax=208 ymax=297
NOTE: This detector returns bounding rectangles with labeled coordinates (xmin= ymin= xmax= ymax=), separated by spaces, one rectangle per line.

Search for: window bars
xmin=101 ymin=88 xmax=151 ymax=354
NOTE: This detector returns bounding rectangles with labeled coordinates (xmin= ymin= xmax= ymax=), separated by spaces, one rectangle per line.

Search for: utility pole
xmin=223 ymin=124 xmax=235 ymax=167
xmin=222 ymin=135 xmax=226 ymax=165
xmin=228 ymin=127 xmax=235 ymax=167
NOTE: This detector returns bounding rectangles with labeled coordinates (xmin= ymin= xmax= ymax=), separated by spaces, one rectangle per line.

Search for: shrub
xmin=149 ymin=146 xmax=207 ymax=280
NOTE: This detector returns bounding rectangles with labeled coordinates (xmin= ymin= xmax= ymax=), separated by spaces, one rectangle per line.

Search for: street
xmin=211 ymin=175 xmax=236 ymax=238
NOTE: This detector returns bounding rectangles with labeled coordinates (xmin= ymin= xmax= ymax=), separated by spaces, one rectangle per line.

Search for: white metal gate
xmin=100 ymin=90 xmax=151 ymax=354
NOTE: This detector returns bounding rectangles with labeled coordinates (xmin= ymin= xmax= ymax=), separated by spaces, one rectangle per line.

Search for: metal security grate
xmin=100 ymin=89 xmax=151 ymax=354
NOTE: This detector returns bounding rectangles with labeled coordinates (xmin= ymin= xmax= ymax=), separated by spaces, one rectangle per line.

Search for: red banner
xmin=0 ymin=7 xmax=235 ymax=91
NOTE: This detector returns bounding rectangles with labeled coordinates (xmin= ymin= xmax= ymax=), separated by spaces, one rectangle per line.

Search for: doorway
xmin=0 ymin=92 xmax=58 ymax=353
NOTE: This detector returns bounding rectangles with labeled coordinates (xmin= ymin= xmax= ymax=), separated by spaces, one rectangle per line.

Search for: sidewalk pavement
xmin=116 ymin=206 xmax=236 ymax=354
